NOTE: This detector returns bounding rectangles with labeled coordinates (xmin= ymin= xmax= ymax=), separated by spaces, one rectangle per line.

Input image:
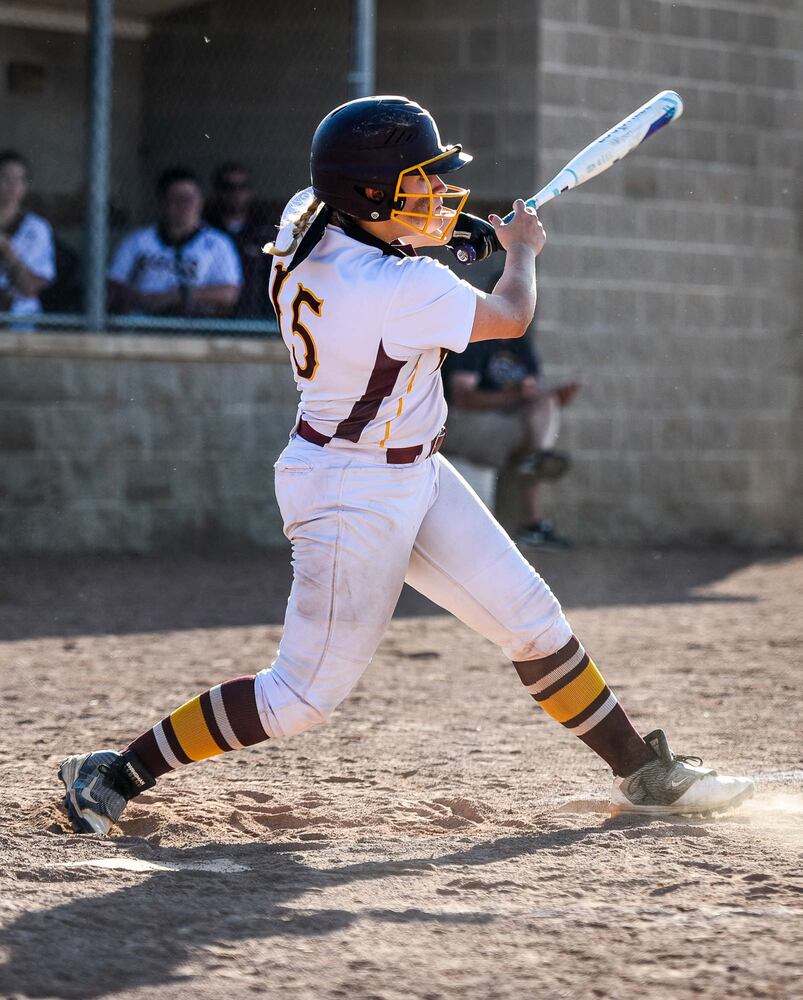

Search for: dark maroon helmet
xmin=310 ymin=95 xmax=471 ymax=222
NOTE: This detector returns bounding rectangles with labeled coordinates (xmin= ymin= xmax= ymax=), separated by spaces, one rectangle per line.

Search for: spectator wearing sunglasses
xmin=204 ymin=162 xmax=275 ymax=319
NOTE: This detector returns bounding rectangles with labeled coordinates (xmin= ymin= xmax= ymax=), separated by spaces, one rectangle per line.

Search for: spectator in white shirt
xmin=0 ymin=150 xmax=56 ymax=321
xmin=108 ymin=167 xmax=243 ymax=317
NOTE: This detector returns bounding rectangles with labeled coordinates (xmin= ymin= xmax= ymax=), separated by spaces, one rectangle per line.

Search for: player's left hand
xmin=446 ymin=212 xmax=503 ymax=265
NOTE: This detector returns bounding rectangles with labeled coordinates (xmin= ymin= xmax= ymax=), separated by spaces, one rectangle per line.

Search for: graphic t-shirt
xmin=0 ymin=212 xmax=56 ymax=315
xmin=108 ymin=225 xmax=242 ymax=294
xmin=444 ymin=335 xmax=541 ymax=397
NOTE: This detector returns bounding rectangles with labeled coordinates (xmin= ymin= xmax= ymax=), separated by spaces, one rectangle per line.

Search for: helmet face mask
xmin=391 ymin=147 xmax=470 ymax=243
xmin=310 ymin=96 xmax=472 ymax=231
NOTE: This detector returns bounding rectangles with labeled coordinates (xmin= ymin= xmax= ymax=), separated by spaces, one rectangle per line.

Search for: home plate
xmin=750 ymin=771 xmax=803 ymax=782
xmin=58 ymin=857 xmax=250 ymax=874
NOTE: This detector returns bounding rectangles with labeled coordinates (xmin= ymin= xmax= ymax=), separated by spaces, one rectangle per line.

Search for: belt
xmin=296 ymin=419 xmax=446 ymax=465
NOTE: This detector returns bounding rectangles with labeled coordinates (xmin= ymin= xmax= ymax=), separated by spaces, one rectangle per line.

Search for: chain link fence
xmin=0 ymin=0 xmax=362 ymax=335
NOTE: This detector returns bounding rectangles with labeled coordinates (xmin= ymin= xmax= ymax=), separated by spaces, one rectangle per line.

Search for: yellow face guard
xmin=390 ymin=147 xmax=470 ymax=243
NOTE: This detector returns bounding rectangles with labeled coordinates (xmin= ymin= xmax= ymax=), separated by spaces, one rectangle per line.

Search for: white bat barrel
xmin=502 ymin=90 xmax=683 ymax=222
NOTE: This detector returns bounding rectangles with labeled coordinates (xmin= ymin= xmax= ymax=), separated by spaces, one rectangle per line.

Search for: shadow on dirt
xmin=1 ymin=546 xmax=789 ymax=642
xmin=0 ymin=818 xmax=687 ymax=998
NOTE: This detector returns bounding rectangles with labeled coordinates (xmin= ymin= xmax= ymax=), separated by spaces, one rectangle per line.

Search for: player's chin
xmin=404 ymin=229 xmax=447 ymax=248
xmin=416 ymin=218 xmax=454 ymax=246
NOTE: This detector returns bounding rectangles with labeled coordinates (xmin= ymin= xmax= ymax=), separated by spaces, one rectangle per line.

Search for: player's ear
xmin=361 ymin=187 xmax=385 ymax=204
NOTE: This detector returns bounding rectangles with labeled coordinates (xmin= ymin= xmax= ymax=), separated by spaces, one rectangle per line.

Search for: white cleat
xmin=610 ymin=729 xmax=754 ymax=816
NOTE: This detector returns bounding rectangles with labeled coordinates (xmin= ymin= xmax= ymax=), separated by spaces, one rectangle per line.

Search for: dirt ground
xmin=0 ymin=546 xmax=801 ymax=1000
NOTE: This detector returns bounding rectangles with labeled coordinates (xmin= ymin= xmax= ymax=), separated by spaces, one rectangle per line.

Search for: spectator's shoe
xmin=611 ymin=729 xmax=754 ymax=816
xmin=516 ymin=519 xmax=573 ymax=551
xmin=516 ymin=449 xmax=571 ymax=481
xmin=58 ymin=749 xmax=156 ymax=835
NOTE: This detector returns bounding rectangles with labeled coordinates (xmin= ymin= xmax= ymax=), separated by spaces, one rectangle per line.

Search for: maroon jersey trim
xmin=334 ymin=340 xmax=406 ymax=443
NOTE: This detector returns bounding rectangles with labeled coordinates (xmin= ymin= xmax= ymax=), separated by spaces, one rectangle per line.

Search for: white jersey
xmin=269 ymin=201 xmax=477 ymax=450
xmin=108 ymin=224 xmax=242 ymax=293
xmin=0 ymin=212 xmax=55 ymax=315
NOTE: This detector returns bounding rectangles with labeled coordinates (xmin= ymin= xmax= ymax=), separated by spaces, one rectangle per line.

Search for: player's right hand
xmin=489 ymin=199 xmax=546 ymax=256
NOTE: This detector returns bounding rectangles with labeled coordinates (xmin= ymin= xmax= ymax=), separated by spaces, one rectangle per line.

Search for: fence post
xmin=349 ymin=0 xmax=376 ymax=99
xmin=85 ymin=0 xmax=113 ymax=332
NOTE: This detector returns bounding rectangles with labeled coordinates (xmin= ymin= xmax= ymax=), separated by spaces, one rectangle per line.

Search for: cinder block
xmin=540 ymin=69 xmax=584 ymax=107
xmin=679 ymin=293 xmax=721 ymax=328
xmin=124 ymin=460 xmax=178 ymax=502
xmin=586 ymin=2 xmax=622 ymax=29
xmin=62 ymin=457 xmax=122 ymax=504
xmin=113 ymin=407 xmax=154 ymax=456
xmin=742 ymin=13 xmax=778 ymax=48
xmin=502 ymin=21 xmax=539 ymax=65
xmin=668 ymin=2 xmax=703 ymax=37
xmin=724 ymin=50 xmax=759 ymax=86
xmin=644 ymin=40 xmax=685 ymax=77
xmin=0 ymin=456 xmax=62 ymax=507
xmin=628 ymin=0 xmax=663 ymax=34
xmin=66 ymin=360 xmax=129 ymax=403
xmin=199 ymin=408 xmax=255 ymax=454
xmin=686 ymin=46 xmax=727 ymax=82
xmin=604 ymin=34 xmax=645 ymax=71
xmin=623 ymin=163 xmax=659 ymax=200
xmin=0 ymin=509 xmax=35 ymax=551
xmin=706 ymin=7 xmax=742 ymax=43
xmin=427 ymin=69 xmax=501 ymax=106
xmin=467 ymin=110 xmax=498 ymax=150
xmin=563 ymin=414 xmax=615 ymax=450
xmin=540 ymin=0 xmax=581 ymax=23
xmin=564 ymin=29 xmax=603 ymax=66
xmin=0 ymin=359 xmax=71 ymax=402
xmin=33 ymin=405 xmax=114 ymax=457
xmin=0 ymin=409 xmax=37 ymax=452
xmin=691 ymin=416 xmax=738 ymax=451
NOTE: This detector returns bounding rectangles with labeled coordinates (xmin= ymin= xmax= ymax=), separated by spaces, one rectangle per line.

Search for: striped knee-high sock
xmin=514 ymin=636 xmax=653 ymax=776
xmin=126 ymin=675 xmax=269 ymax=779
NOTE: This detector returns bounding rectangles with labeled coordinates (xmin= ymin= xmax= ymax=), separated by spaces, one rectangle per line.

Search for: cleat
xmin=58 ymin=750 xmax=156 ymax=835
xmin=610 ymin=729 xmax=754 ymax=816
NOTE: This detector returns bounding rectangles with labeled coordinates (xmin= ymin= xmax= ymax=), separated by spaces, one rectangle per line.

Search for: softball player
xmin=59 ymin=97 xmax=753 ymax=834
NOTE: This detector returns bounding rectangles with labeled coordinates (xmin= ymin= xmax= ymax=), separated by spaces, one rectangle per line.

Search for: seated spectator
xmin=108 ymin=167 xmax=242 ymax=317
xmin=204 ymin=162 xmax=275 ymax=318
xmin=444 ymin=332 xmax=579 ymax=550
xmin=0 ymin=150 xmax=56 ymax=323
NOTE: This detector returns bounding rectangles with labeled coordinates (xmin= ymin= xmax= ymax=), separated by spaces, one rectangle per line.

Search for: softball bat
xmin=503 ymin=89 xmax=684 ymax=222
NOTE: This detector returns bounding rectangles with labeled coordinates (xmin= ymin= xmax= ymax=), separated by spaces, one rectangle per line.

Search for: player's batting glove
xmin=446 ymin=212 xmax=503 ymax=264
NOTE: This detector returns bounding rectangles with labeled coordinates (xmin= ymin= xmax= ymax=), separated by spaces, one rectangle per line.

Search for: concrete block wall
xmin=379 ymin=0 xmax=540 ymax=202
xmin=0 ymin=333 xmax=297 ymax=553
xmin=381 ymin=0 xmax=802 ymax=545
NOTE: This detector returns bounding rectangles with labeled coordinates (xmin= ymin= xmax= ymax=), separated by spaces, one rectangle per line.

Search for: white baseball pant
xmin=254 ymin=435 xmax=572 ymax=738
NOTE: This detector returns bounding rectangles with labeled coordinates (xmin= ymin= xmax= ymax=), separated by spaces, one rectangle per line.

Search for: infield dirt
xmin=1 ymin=547 xmax=801 ymax=1000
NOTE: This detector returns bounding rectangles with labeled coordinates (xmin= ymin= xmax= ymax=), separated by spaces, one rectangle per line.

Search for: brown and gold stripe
xmin=126 ymin=674 xmax=269 ymax=779
xmin=514 ymin=636 xmax=617 ymax=735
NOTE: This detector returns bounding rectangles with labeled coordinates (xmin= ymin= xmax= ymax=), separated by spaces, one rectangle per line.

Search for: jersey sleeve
xmin=107 ymin=233 xmax=140 ymax=284
xmin=382 ymin=256 xmax=478 ymax=359
xmin=23 ymin=217 xmax=56 ymax=282
xmin=205 ymin=233 xmax=243 ymax=287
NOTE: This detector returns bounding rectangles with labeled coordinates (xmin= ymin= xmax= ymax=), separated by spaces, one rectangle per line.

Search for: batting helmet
xmin=310 ymin=95 xmax=471 ymax=242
